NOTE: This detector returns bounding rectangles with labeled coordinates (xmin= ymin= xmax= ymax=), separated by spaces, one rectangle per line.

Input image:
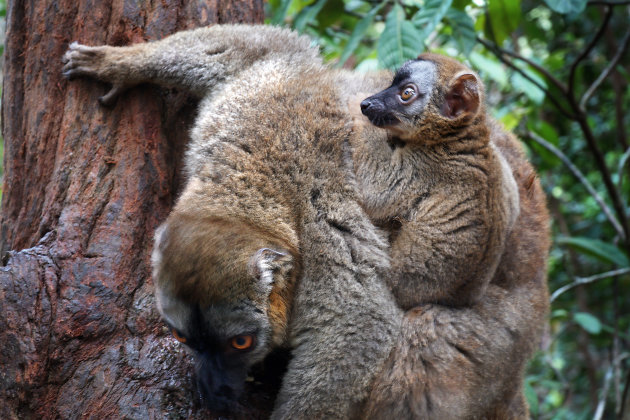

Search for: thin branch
xmin=563 ymin=6 xmax=630 ymax=246
xmin=620 ymin=369 xmax=630 ymax=419
xmin=613 ymin=278 xmax=621 ymax=413
xmin=618 ymin=147 xmax=630 ymax=186
xmin=526 ymin=131 xmax=626 ymax=240
xmin=479 ymin=38 xmax=576 ymax=119
xmin=572 ymin=114 xmax=630 ymax=245
xmin=594 ymin=353 xmax=630 ymax=420
xmin=594 ymin=365 xmax=614 ymax=420
xmin=550 ymin=268 xmax=630 ymax=302
xmin=481 ymin=7 xmax=630 ymax=244
xmin=580 ymin=26 xmax=630 ymax=110
xmin=615 ymin=146 xmax=630 ymax=221
xmin=568 ymin=5 xmax=613 ymax=96
xmin=476 ymin=37 xmax=567 ymax=94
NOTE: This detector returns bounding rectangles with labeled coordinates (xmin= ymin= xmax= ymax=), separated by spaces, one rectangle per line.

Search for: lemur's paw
xmin=62 ymin=42 xmax=106 ymax=80
xmin=62 ymin=42 xmax=126 ymax=106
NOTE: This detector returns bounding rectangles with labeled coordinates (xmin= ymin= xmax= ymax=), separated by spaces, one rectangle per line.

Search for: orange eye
xmin=230 ymin=335 xmax=254 ymax=350
xmin=400 ymin=86 xmax=416 ymax=101
xmin=171 ymin=328 xmax=187 ymax=344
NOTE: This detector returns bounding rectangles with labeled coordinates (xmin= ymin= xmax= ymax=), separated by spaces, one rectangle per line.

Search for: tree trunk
xmin=0 ymin=1 xmax=270 ymax=418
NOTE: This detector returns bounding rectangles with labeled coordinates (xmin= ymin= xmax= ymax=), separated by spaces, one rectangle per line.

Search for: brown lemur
xmin=62 ymin=25 xmax=549 ymax=420
xmin=350 ymin=54 xmax=520 ymax=309
xmin=63 ymin=25 xmax=402 ymax=418
xmin=351 ymin=55 xmax=550 ymax=419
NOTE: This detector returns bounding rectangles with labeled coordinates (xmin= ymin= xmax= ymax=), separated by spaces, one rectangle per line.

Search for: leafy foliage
xmin=544 ymin=0 xmax=587 ymax=15
xmin=378 ymin=4 xmax=423 ymax=69
xmin=266 ymin=0 xmax=630 ymax=418
xmin=487 ymin=0 xmax=521 ymax=45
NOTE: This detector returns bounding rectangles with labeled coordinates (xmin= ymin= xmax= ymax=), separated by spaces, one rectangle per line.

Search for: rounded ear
xmin=441 ymin=73 xmax=480 ymax=120
xmin=151 ymin=223 xmax=169 ymax=270
xmin=153 ymin=224 xmax=168 ymax=249
xmin=247 ymin=248 xmax=294 ymax=293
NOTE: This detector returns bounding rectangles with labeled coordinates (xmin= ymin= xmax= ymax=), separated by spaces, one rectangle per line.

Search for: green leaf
xmin=573 ymin=312 xmax=602 ymax=335
xmin=293 ymin=0 xmax=328 ymax=33
xmin=544 ymin=0 xmax=587 ymax=14
xmin=337 ymin=1 xmax=386 ymax=68
xmin=469 ymin=51 xmax=508 ymax=87
xmin=524 ymin=122 xmax=562 ymax=167
xmin=452 ymin=0 xmax=473 ymax=9
xmin=316 ymin=0 xmax=346 ymax=28
xmin=530 ymin=121 xmax=559 ymax=145
xmin=551 ymin=309 xmax=568 ymax=319
xmin=445 ymin=8 xmax=476 ymax=56
xmin=557 ymin=236 xmax=630 ymax=267
xmin=499 ymin=113 xmax=519 ymax=131
xmin=412 ymin=0 xmax=453 ymax=43
xmin=511 ymin=63 xmax=547 ymax=104
xmin=356 ymin=57 xmax=380 ymax=73
xmin=512 ymin=73 xmax=545 ymax=104
xmin=487 ymin=0 xmax=521 ymax=45
xmin=378 ymin=4 xmax=424 ymax=70
xmin=270 ymin=0 xmax=293 ymax=25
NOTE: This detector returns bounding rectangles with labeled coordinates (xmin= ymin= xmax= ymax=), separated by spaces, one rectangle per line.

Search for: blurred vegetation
xmin=266 ymin=0 xmax=630 ymax=418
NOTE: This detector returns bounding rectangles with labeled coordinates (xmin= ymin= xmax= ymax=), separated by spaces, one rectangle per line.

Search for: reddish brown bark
xmin=0 ymin=1 xmax=270 ymax=418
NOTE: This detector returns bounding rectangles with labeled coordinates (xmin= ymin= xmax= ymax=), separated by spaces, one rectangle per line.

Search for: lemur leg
xmin=62 ymin=25 xmax=319 ymax=104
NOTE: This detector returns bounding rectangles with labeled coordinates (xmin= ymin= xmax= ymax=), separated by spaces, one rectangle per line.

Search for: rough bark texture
xmin=0 ymin=1 xmax=271 ymax=419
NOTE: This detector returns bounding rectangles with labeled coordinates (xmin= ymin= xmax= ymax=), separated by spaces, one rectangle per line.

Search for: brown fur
xmin=361 ymin=113 xmax=550 ymax=420
xmin=63 ymin=26 xmax=549 ymax=419
xmin=351 ymin=54 xmax=521 ymax=310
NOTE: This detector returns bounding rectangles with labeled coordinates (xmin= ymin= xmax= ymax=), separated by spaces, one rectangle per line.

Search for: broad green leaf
xmin=293 ymin=0 xmax=328 ymax=33
xmin=270 ymin=0 xmax=293 ymax=25
xmin=573 ymin=312 xmax=602 ymax=335
xmin=378 ymin=4 xmax=424 ymax=70
xmin=487 ymin=0 xmax=521 ymax=45
xmin=337 ymin=1 xmax=386 ymax=68
xmin=412 ymin=0 xmax=453 ymax=43
xmin=316 ymin=0 xmax=346 ymax=28
xmin=557 ymin=236 xmax=630 ymax=267
xmin=511 ymin=63 xmax=547 ymax=104
xmin=544 ymin=0 xmax=587 ymax=14
xmin=499 ymin=113 xmax=519 ymax=131
xmin=445 ymin=8 xmax=476 ymax=56
xmin=469 ymin=51 xmax=508 ymax=87
xmin=551 ymin=309 xmax=569 ymax=318
xmin=355 ymin=57 xmax=380 ymax=73
xmin=452 ymin=0 xmax=473 ymax=10
xmin=529 ymin=121 xmax=560 ymax=146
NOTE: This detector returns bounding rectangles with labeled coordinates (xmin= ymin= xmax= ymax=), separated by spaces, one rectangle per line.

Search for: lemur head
xmin=360 ymin=53 xmax=485 ymax=142
xmin=151 ymin=211 xmax=295 ymax=412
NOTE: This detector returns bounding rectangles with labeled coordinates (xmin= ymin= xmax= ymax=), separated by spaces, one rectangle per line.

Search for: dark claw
xmin=98 ymin=84 xmax=126 ymax=107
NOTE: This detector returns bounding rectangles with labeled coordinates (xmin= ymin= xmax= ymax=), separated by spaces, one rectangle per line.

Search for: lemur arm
xmin=62 ymin=24 xmax=319 ymax=104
